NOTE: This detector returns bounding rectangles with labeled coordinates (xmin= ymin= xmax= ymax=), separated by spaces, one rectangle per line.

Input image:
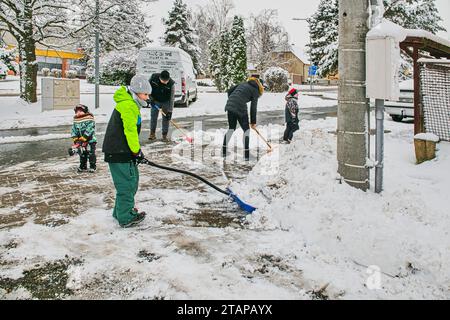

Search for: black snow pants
xmin=283 ymin=122 xmax=299 ymax=142
xmin=80 ymin=143 xmax=97 ymax=170
xmin=222 ymin=111 xmax=251 ymax=161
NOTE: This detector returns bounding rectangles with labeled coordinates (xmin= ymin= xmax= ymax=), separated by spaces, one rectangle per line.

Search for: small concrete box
xmin=366 ymin=37 xmax=400 ymax=101
xmin=41 ymin=78 xmax=80 ymax=112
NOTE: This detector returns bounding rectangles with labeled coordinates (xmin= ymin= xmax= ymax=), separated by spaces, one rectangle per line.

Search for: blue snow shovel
xmin=140 ymin=159 xmax=257 ymax=214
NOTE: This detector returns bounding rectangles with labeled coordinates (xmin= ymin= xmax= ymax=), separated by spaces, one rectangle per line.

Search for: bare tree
xmin=191 ymin=0 xmax=234 ymax=76
xmin=0 ymin=0 xmax=153 ymax=103
xmin=0 ymin=0 xmax=78 ymax=102
xmin=204 ymin=0 xmax=234 ymax=35
xmin=246 ymin=9 xmax=289 ymax=74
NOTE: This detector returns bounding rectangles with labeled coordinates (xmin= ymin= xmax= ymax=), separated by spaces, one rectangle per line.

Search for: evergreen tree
xmin=219 ymin=29 xmax=232 ymax=91
xmin=208 ymin=29 xmax=233 ymax=92
xmin=229 ymin=16 xmax=247 ymax=87
xmin=383 ymin=0 xmax=445 ymax=33
xmin=164 ymin=0 xmax=202 ymax=74
xmin=307 ymin=0 xmax=338 ymax=78
xmin=308 ymin=0 xmax=446 ymax=77
xmin=208 ymin=38 xmax=223 ymax=91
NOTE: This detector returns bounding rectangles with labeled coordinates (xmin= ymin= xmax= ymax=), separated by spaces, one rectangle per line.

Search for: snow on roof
xmin=140 ymin=46 xmax=188 ymax=54
xmin=291 ymin=46 xmax=310 ymax=65
xmin=367 ymin=19 xmax=450 ymax=49
xmin=405 ymin=29 xmax=450 ymax=48
xmin=273 ymin=46 xmax=310 ymax=64
xmin=417 ymin=58 xmax=450 ymax=64
xmin=367 ymin=19 xmax=408 ymax=42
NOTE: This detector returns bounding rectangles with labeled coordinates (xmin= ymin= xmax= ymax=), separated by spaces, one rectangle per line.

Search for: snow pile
xmin=230 ymin=117 xmax=450 ymax=299
xmin=414 ymin=133 xmax=439 ymax=143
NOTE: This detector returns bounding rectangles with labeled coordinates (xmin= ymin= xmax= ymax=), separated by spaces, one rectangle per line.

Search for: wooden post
xmin=413 ymin=46 xmax=424 ymax=135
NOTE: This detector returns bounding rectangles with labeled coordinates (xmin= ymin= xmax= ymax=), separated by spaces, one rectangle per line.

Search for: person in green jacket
xmin=102 ymin=75 xmax=152 ymax=228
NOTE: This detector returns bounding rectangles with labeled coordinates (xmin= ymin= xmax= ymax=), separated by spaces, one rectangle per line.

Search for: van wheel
xmin=391 ymin=115 xmax=403 ymax=122
xmin=180 ymin=95 xmax=189 ymax=108
xmin=192 ymin=90 xmax=198 ymax=102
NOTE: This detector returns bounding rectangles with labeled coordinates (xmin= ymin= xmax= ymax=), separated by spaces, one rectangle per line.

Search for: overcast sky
xmin=147 ymin=0 xmax=450 ymax=52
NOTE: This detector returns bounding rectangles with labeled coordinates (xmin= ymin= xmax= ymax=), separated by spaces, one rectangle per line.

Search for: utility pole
xmin=94 ymin=0 xmax=100 ymax=109
xmin=337 ymin=0 xmax=370 ymax=191
xmin=292 ymin=18 xmax=313 ymax=91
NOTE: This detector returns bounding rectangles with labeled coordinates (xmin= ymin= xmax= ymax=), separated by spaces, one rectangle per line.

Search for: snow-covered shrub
xmin=52 ymin=69 xmax=62 ymax=78
xmin=196 ymin=78 xmax=214 ymax=87
xmin=263 ymin=67 xmax=290 ymax=92
xmin=0 ymin=46 xmax=18 ymax=74
xmin=67 ymin=70 xmax=78 ymax=79
xmin=86 ymin=50 xmax=136 ymax=86
xmin=0 ymin=61 xmax=8 ymax=79
xmin=41 ymin=68 xmax=50 ymax=77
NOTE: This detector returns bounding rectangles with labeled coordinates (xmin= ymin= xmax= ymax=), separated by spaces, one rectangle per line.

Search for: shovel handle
xmin=252 ymin=127 xmax=272 ymax=151
xmin=154 ymin=105 xmax=192 ymax=142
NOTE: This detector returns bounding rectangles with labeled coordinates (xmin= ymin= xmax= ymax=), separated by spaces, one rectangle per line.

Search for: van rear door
xmin=137 ymin=48 xmax=182 ymax=95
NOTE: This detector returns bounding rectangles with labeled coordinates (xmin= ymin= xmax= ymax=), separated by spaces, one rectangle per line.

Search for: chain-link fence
xmin=419 ymin=60 xmax=450 ymax=141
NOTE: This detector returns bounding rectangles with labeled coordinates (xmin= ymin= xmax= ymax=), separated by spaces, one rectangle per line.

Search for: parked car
xmin=136 ymin=46 xmax=198 ymax=108
xmin=384 ymin=79 xmax=414 ymax=122
xmin=0 ymin=61 xmax=8 ymax=80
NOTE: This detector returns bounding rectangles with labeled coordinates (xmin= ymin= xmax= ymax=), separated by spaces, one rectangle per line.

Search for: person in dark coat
xmin=148 ymin=70 xmax=175 ymax=141
xmin=222 ymin=77 xmax=265 ymax=161
xmin=283 ymin=88 xmax=300 ymax=143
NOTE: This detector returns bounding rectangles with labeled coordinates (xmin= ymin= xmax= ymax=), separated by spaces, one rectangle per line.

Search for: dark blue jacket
xmin=225 ymin=80 xmax=262 ymax=124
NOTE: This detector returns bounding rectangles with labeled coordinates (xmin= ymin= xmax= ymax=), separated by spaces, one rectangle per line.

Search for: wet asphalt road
xmin=0 ymin=106 xmax=337 ymax=166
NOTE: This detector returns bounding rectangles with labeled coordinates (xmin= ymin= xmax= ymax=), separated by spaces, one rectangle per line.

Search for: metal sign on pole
xmin=308 ymin=65 xmax=317 ymax=92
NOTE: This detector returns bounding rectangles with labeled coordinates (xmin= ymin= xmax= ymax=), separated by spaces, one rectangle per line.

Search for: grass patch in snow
xmin=0 ymin=257 xmax=83 ymax=299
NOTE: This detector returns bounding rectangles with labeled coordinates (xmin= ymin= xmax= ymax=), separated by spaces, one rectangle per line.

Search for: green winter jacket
xmin=102 ymin=86 xmax=142 ymax=163
xmin=71 ymin=113 xmax=97 ymax=143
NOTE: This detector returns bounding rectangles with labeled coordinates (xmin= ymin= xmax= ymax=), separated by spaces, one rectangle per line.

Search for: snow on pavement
xmin=0 ymin=115 xmax=448 ymax=299
xmin=230 ymin=117 xmax=450 ymax=299
xmin=0 ymin=81 xmax=337 ymax=132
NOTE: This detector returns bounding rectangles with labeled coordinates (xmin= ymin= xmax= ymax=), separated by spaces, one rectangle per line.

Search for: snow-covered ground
xmin=0 ymin=114 xmax=448 ymax=299
xmin=0 ymin=78 xmax=337 ymax=132
xmin=229 ymin=118 xmax=450 ymax=299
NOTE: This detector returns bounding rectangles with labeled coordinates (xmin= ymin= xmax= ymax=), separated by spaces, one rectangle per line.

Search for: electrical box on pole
xmin=366 ymin=37 xmax=400 ymax=101
xmin=366 ymin=20 xmax=406 ymax=101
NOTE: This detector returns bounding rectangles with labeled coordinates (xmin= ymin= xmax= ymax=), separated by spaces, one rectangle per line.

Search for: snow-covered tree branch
xmin=0 ymin=0 xmax=153 ymax=103
xmin=246 ymin=9 xmax=289 ymax=74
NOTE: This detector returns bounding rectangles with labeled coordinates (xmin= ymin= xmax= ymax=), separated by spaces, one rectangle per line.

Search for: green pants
xmin=108 ymin=162 xmax=140 ymax=225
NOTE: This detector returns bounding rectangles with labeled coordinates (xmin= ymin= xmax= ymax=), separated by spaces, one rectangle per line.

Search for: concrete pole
xmin=337 ymin=0 xmax=370 ymax=191
xmin=94 ymin=0 xmax=100 ymax=109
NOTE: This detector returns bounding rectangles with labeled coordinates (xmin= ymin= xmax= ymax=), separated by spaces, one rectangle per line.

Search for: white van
xmin=384 ymin=79 xmax=414 ymax=122
xmin=136 ymin=46 xmax=198 ymax=108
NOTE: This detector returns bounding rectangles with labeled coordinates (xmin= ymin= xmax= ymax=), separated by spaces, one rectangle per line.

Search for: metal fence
xmin=419 ymin=61 xmax=450 ymax=141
